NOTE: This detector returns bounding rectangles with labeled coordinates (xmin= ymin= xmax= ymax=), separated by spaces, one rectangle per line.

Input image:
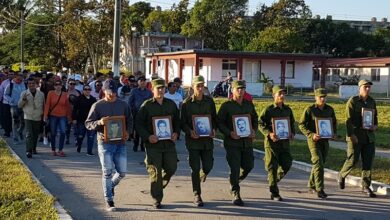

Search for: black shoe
xmin=338 ymin=175 xmax=345 ymax=189
xmin=106 ymin=201 xmax=116 ymax=212
xmin=26 ymin=152 xmax=32 ymax=158
xmin=363 ymin=187 xmax=376 ymax=198
xmin=271 ymin=193 xmax=283 ymax=201
xmin=232 ymin=195 xmax=244 ymax=206
xmin=76 ymin=145 xmax=81 ymax=153
xmin=317 ymin=190 xmax=328 ymax=199
xmin=153 ymin=202 xmax=162 ymax=209
xmin=32 ymin=149 xmax=37 ymax=154
xmin=194 ymin=195 xmax=204 ymax=207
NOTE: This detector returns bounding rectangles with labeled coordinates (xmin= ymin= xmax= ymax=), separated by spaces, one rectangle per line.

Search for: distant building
xmin=318 ymin=15 xmax=390 ymax=34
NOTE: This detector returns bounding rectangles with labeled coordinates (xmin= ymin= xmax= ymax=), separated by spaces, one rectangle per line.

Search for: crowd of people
xmin=0 ymin=65 xmax=379 ymax=212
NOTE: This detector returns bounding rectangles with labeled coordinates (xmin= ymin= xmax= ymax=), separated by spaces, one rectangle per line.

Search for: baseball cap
xmin=102 ymin=79 xmax=118 ymax=93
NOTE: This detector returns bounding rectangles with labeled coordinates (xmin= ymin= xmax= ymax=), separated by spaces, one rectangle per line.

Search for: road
xmin=7 ymin=136 xmax=390 ymax=220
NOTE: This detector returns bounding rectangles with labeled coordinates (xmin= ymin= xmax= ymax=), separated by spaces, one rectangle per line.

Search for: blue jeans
xmin=49 ymin=116 xmax=67 ymax=151
xmin=98 ymin=143 xmax=127 ymax=202
xmin=76 ymin=123 xmax=96 ymax=154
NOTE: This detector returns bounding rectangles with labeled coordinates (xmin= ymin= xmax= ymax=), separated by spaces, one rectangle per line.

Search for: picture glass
xmin=273 ymin=118 xmax=290 ymax=140
xmin=362 ymin=108 xmax=374 ymax=129
xmin=153 ymin=116 xmax=172 ymax=140
xmin=233 ymin=115 xmax=251 ymax=137
xmin=193 ymin=115 xmax=212 ymax=137
xmin=104 ymin=116 xmax=126 ymax=142
xmin=316 ymin=118 xmax=333 ymax=139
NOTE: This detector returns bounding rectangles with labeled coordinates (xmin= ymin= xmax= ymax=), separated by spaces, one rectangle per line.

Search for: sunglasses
xmin=69 ymin=83 xmax=76 ymax=85
xmin=55 ymin=83 xmax=62 ymax=86
xmin=83 ymin=88 xmax=91 ymax=91
xmin=96 ymin=84 xmax=102 ymax=86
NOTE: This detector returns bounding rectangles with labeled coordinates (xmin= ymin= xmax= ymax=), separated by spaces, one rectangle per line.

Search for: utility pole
xmin=112 ymin=0 xmax=121 ymax=77
xmin=20 ymin=8 xmax=24 ymax=72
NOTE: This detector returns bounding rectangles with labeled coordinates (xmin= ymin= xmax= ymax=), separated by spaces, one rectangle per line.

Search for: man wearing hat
xmin=85 ymin=79 xmax=133 ymax=211
xmin=258 ymin=85 xmax=295 ymax=201
xmin=298 ymin=88 xmax=337 ymax=199
xmin=129 ymin=75 xmax=152 ymax=151
xmin=135 ymin=78 xmax=180 ymax=209
xmin=338 ymin=79 xmax=378 ymax=198
xmin=217 ymin=80 xmax=258 ymax=206
xmin=181 ymin=75 xmax=217 ymax=207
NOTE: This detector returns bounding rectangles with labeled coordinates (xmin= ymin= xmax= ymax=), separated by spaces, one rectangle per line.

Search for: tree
xmin=182 ymin=0 xmax=248 ymax=50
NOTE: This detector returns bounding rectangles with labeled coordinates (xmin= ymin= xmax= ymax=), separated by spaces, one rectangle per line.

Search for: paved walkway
xmin=295 ymin=134 xmax=390 ymax=158
xmin=5 ymin=136 xmax=390 ymax=220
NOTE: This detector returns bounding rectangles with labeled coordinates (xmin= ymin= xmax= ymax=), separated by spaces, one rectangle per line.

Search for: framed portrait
xmin=362 ymin=108 xmax=375 ymax=130
xmin=103 ymin=116 xmax=126 ymax=143
xmin=152 ymin=116 xmax=173 ymax=140
xmin=232 ymin=114 xmax=252 ymax=137
xmin=272 ymin=117 xmax=291 ymax=140
xmin=192 ymin=115 xmax=212 ymax=137
xmin=315 ymin=117 xmax=334 ymax=139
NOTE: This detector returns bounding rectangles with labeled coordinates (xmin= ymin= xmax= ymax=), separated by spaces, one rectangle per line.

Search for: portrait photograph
xmin=362 ymin=108 xmax=374 ymax=129
xmin=272 ymin=117 xmax=291 ymax=140
xmin=192 ymin=115 xmax=212 ymax=137
xmin=315 ymin=117 xmax=334 ymax=139
xmin=152 ymin=116 xmax=172 ymax=140
xmin=232 ymin=115 xmax=252 ymax=137
xmin=103 ymin=116 xmax=126 ymax=142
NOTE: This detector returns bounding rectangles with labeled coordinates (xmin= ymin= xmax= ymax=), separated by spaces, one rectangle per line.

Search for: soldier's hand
xmin=230 ymin=131 xmax=240 ymax=140
xmin=124 ymin=131 xmax=129 ymax=140
xmin=171 ymin=132 xmax=178 ymax=141
xmin=350 ymin=134 xmax=358 ymax=144
xmin=312 ymin=134 xmax=321 ymax=142
xmin=210 ymin=129 xmax=216 ymax=138
xmin=269 ymin=132 xmax=278 ymax=142
xmin=190 ymin=130 xmax=199 ymax=139
xmin=148 ymin=135 xmax=158 ymax=144
xmin=98 ymin=116 xmax=109 ymax=126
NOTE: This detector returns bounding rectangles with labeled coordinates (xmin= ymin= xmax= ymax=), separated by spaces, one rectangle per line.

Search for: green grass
xmin=0 ymin=139 xmax=58 ymax=220
xmin=214 ymin=98 xmax=390 ymax=148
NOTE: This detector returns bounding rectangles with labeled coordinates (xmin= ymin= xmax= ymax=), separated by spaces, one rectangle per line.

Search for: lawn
xmin=0 ymin=139 xmax=58 ymax=220
xmin=214 ymin=97 xmax=390 ymax=148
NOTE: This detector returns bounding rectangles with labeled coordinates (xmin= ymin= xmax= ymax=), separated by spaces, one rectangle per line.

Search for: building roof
xmin=326 ymin=57 xmax=390 ymax=67
xmin=147 ymin=49 xmax=328 ymax=61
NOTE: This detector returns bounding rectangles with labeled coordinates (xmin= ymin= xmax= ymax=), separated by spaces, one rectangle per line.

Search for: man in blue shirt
xmin=129 ymin=76 xmax=152 ymax=151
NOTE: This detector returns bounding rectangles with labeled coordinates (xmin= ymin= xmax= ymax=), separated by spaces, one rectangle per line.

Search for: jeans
xmin=76 ymin=122 xmax=96 ymax=154
xmin=49 ymin=116 xmax=67 ymax=151
xmin=11 ymin=106 xmax=24 ymax=139
xmin=98 ymin=142 xmax=127 ymax=202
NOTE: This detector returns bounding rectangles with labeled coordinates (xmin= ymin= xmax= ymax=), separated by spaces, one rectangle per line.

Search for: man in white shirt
xmin=164 ymin=82 xmax=183 ymax=109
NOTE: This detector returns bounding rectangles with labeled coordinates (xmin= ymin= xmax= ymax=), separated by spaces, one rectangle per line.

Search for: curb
xmin=213 ymin=138 xmax=390 ymax=196
xmin=3 ymin=139 xmax=73 ymax=220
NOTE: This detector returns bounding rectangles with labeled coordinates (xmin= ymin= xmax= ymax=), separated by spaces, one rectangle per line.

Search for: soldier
xmin=135 ymin=78 xmax=180 ymax=209
xmin=181 ymin=75 xmax=217 ymax=207
xmin=338 ymin=79 xmax=378 ymax=198
xmin=217 ymin=80 xmax=258 ymax=206
xmin=258 ymin=86 xmax=295 ymax=201
xmin=298 ymin=88 xmax=337 ymax=199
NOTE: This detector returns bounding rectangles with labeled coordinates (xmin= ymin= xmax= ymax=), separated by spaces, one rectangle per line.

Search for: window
xmin=362 ymin=26 xmax=371 ymax=32
xmin=331 ymin=69 xmax=340 ymax=81
xmin=371 ymin=68 xmax=380 ymax=81
xmin=222 ymin=59 xmax=237 ymax=77
xmin=325 ymin=69 xmax=331 ymax=81
xmin=313 ymin=69 xmax=320 ymax=81
xmin=285 ymin=61 xmax=295 ymax=78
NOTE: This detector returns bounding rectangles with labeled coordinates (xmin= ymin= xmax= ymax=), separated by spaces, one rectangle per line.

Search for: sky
xmin=134 ymin=0 xmax=390 ymax=21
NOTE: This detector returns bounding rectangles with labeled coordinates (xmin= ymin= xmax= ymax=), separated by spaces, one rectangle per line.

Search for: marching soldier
xmin=217 ymin=80 xmax=258 ymax=206
xmin=258 ymin=86 xmax=295 ymax=201
xmin=135 ymin=78 xmax=181 ymax=209
xmin=338 ymin=79 xmax=378 ymax=198
xmin=181 ymin=75 xmax=217 ymax=207
xmin=298 ymin=88 xmax=337 ymax=199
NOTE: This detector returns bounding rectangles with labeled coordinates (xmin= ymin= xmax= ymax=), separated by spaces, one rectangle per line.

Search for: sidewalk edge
xmin=3 ymin=139 xmax=73 ymax=220
xmin=213 ymin=138 xmax=390 ymax=196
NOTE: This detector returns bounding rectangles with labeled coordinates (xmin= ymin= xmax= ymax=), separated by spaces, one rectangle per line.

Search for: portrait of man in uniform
xmin=272 ymin=117 xmax=290 ymax=140
xmin=152 ymin=116 xmax=172 ymax=140
xmin=193 ymin=115 xmax=211 ymax=136
xmin=315 ymin=118 xmax=333 ymax=139
xmin=103 ymin=116 xmax=126 ymax=142
xmin=233 ymin=115 xmax=251 ymax=137
xmin=362 ymin=108 xmax=374 ymax=129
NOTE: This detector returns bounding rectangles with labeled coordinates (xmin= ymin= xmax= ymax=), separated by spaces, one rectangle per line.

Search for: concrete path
xmin=6 ymin=136 xmax=390 ymax=220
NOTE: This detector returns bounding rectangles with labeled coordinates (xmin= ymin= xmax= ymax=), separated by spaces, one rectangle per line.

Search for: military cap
xmin=232 ymin=80 xmax=246 ymax=89
xmin=314 ymin=88 xmax=327 ymax=97
xmin=193 ymin=75 xmax=205 ymax=85
xmin=272 ymin=85 xmax=286 ymax=94
xmin=358 ymin=79 xmax=373 ymax=87
xmin=151 ymin=78 xmax=166 ymax=88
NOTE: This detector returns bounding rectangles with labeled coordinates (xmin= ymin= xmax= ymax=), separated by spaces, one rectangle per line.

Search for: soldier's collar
xmin=190 ymin=94 xmax=203 ymax=102
xmin=273 ymin=102 xmax=285 ymax=109
xmin=152 ymin=97 xmax=165 ymax=103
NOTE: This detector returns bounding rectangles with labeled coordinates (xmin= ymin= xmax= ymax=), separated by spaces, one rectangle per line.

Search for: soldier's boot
xmin=232 ymin=193 xmax=244 ymax=206
xmin=194 ymin=194 xmax=204 ymax=207
xmin=362 ymin=187 xmax=376 ymax=198
xmin=317 ymin=190 xmax=328 ymax=199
